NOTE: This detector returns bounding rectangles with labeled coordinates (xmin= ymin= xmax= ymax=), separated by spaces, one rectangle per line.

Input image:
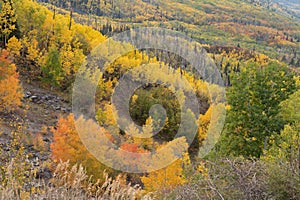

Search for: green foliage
xmin=279 ymin=89 xmax=300 ymax=123
xmin=41 ymin=46 xmax=64 ymax=86
xmin=265 ymin=122 xmax=300 ymax=169
xmin=129 ymin=86 xmax=181 ymax=142
xmin=218 ymin=62 xmax=296 ymax=158
xmin=263 ymin=88 xmax=300 ymax=187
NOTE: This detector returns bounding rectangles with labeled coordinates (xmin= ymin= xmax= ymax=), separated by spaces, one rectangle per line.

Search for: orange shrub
xmin=0 ymin=50 xmax=22 ymax=112
xmin=50 ymin=114 xmax=113 ymax=180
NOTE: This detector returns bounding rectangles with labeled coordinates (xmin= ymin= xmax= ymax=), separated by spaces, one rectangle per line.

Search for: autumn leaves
xmin=0 ymin=50 xmax=22 ymax=112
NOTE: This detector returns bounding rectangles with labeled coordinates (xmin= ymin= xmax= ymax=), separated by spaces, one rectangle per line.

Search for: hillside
xmin=39 ymin=0 xmax=300 ymax=66
xmin=274 ymin=0 xmax=300 ymax=19
xmin=0 ymin=0 xmax=299 ymax=199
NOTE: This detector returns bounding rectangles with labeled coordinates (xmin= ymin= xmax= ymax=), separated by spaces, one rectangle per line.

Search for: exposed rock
xmin=24 ymin=91 xmax=32 ymax=98
xmin=36 ymin=167 xmax=52 ymax=180
xmin=30 ymin=95 xmax=39 ymax=100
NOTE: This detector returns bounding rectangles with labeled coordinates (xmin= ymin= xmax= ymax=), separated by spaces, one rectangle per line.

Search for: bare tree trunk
xmin=111 ymin=0 xmax=114 ymax=10
xmin=68 ymin=0 xmax=73 ymax=30
xmin=52 ymin=5 xmax=56 ymax=19
xmin=69 ymin=10 xmax=73 ymax=30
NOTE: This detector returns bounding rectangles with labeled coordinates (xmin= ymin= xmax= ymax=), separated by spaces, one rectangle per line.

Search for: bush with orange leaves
xmin=50 ymin=114 xmax=115 ymax=181
xmin=0 ymin=50 xmax=22 ymax=112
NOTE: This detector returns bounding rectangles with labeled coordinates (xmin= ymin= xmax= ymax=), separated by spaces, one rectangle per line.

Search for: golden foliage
xmin=141 ymin=158 xmax=186 ymax=194
xmin=6 ymin=36 xmax=21 ymax=56
xmin=0 ymin=50 xmax=22 ymax=112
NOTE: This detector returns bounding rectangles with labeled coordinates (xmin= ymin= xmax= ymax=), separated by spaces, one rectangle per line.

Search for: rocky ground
xmin=0 ymin=76 xmax=72 ymax=179
xmin=21 ymin=81 xmax=72 ymax=133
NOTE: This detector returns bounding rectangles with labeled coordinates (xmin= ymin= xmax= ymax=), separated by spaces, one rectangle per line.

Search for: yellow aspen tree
xmin=198 ymin=105 xmax=212 ymax=144
xmin=141 ymin=158 xmax=186 ymax=194
xmin=6 ymin=36 xmax=21 ymax=56
xmin=60 ymin=43 xmax=74 ymax=75
xmin=0 ymin=0 xmax=17 ymax=44
xmin=104 ymin=103 xmax=118 ymax=126
xmin=141 ymin=137 xmax=188 ymax=194
xmin=26 ymin=38 xmax=40 ymax=62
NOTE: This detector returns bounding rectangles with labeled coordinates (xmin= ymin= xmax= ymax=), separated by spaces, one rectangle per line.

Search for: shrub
xmin=0 ymin=50 xmax=22 ymax=112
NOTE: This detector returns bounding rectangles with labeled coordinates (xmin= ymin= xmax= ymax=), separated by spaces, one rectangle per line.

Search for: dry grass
xmin=0 ymin=160 xmax=154 ymax=200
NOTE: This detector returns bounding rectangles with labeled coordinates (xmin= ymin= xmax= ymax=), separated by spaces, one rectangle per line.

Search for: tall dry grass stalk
xmin=0 ymin=160 xmax=155 ymax=200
